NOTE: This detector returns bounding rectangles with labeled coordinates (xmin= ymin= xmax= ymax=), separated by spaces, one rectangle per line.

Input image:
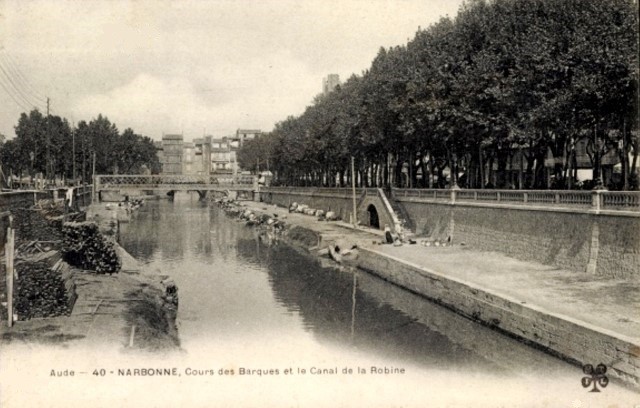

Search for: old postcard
xmin=0 ymin=1 xmax=638 ymax=407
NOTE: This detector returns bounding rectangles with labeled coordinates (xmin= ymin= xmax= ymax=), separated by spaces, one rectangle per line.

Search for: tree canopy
xmin=0 ymin=111 xmax=160 ymax=185
xmin=239 ymin=0 xmax=639 ymax=190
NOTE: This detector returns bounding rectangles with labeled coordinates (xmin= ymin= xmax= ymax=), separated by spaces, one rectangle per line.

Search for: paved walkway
xmin=243 ymin=201 xmax=640 ymax=342
xmin=0 ymin=242 xmax=177 ymax=352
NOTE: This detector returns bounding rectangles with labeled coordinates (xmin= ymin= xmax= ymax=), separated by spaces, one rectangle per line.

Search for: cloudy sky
xmin=0 ymin=0 xmax=464 ymax=141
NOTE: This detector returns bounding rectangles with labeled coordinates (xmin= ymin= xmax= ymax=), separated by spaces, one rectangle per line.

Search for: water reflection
xmin=237 ymin=238 xmax=506 ymax=373
xmin=120 ymin=196 xmax=570 ymax=377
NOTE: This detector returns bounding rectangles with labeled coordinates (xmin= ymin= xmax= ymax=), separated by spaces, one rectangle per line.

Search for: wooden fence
xmin=1 ymin=212 xmax=14 ymax=327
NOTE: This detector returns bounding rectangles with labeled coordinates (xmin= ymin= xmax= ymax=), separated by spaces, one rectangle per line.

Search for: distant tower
xmin=322 ymin=74 xmax=340 ymax=95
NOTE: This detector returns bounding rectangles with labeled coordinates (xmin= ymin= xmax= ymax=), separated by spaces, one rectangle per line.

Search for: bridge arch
xmin=367 ymin=204 xmax=380 ymax=229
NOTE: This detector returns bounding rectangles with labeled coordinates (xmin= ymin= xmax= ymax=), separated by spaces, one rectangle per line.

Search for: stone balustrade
xmin=392 ymin=188 xmax=639 ymax=215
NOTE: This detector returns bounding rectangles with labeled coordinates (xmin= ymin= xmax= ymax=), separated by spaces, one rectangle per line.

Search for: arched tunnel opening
xmin=367 ymin=204 xmax=380 ymax=229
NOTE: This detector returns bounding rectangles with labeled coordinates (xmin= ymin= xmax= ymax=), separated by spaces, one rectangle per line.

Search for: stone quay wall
xmin=398 ymin=200 xmax=639 ymax=280
xmin=357 ymin=248 xmax=639 ymax=387
xmin=261 ymin=187 xmax=396 ymax=229
xmin=261 ymin=187 xmax=639 ymax=280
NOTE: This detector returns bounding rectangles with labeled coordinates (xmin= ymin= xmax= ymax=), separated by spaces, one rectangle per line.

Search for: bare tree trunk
xmin=496 ymin=149 xmax=508 ymax=188
xmin=446 ymin=148 xmax=452 ymax=188
xmin=395 ymin=154 xmax=404 ymax=187
xmin=383 ymin=153 xmax=389 ymax=187
xmin=487 ymin=155 xmax=495 ymax=188
xmin=420 ymin=156 xmax=428 ymax=188
xmin=478 ymin=143 xmax=485 ymax=189
xmin=370 ymin=161 xmax=376 ymax=187
xmin=592 ymin=126 xmax=602 ymax=185
xmin=428 ymin=154 xmax=435 ymax=188
xmin=631 ymin=140 xmax=639 ymax=190
xmin=408 ymin=150 xmax=414 ymax=188
xmin=621 ymin=120 xmax=628 ymax=190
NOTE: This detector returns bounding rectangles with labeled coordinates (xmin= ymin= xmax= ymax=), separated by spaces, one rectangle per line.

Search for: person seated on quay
xmin=384 ymin=225 xmax=394 ymax=244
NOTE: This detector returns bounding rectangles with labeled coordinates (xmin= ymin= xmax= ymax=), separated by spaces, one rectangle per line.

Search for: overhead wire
xmin=48 ymin=99 xmax=62 ymax=117
xmin=1 ymin=51 xmax=47 ymax=102
xmin=0 ymin=53 xmax=47 ymax=102
xmin=0 ymin=71 xmax=32 ymax=112
xmin=0 ymin=63 xmax=45 ymax=111
xmin=0 ymin=50 xmax=47 ymax=112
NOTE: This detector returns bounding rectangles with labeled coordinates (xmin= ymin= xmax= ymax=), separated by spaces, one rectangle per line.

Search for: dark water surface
xmin=118 ymin=194 xmax=578 ymax=378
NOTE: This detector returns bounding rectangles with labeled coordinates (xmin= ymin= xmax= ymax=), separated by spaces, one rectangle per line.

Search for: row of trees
xmin=238 ymin=0 xmax=639 ymax=190
xmin=0 ymin=110 xmax=160 ymax=186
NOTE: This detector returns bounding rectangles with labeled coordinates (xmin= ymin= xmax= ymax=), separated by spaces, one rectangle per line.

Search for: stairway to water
xmin=376 ymin=188 xmax=415 ymax=238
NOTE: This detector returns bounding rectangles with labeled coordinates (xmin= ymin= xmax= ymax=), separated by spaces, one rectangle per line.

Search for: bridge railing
xmin=261 ymin=186 xmax=368 ymax=198
xmin=95 ymin=174 xmax=256 ymax=189
xmin=391 ymin=188 xmax=640 ymax=213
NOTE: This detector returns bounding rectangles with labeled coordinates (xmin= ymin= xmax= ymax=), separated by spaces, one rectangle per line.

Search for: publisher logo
xmin=581 ymin=363 xmax=608 ymax=392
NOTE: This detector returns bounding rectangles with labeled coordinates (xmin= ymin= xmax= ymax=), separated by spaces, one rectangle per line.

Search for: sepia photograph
xmin=0 ymin=0 xmax=638 ymax=407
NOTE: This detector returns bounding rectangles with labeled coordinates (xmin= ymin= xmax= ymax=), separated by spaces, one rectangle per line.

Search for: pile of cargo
xmin=12 ymin=208 xmax=64 ymax=243
xmin=288 ymin=202 xmax=339 ymax=221
xmin=11 ymin=199 xmax=84 ymax=244
xmin=216 ymin=199 xmax=288 ymax=246
xmin=35 ymin=199 xmax=66 ymax=218
xmin=14 ymin=260 xmax=72 ymax=320
xmin=1 ymin=199 xmax=86 ymax=322
xmin=62 ymin=221 xmax=121 ymax=274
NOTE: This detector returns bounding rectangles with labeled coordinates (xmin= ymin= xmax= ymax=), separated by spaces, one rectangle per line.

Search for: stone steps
xmin=377 ymin=188 xmax=415 ymax=238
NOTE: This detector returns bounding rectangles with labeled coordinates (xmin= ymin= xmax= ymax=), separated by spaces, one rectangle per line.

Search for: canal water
xmin=116 ymin=193 xmax=633 ymax=406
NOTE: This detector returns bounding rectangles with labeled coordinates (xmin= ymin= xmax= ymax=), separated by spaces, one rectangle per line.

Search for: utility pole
xmin=92 ymin=151 xmax=96 ymax=203
xmin=46 ymin=97 xmax=51 ymax=182
xmin=636 ymin=0 xmax=640 ymax=189
xmin=351 ymin=156 xmax=357 ymax=227
xmin=232 ymin=152 xmax=237 ymax=183
xmin=82 ymin=131 xmax=86 ymax=184
xmin=72 ymin=123 xmax=76 ymax=185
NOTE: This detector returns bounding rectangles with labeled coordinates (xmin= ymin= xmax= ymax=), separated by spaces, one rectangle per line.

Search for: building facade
xmin=161 ymin=134 xmax=183 ymax=175
xmin=235 ymin=129 xmax=262 ymax=146
xmin=183 ymin=141 xmax=201 ymax=175
xmin=160 ymin=129 xmax=260 ymax=177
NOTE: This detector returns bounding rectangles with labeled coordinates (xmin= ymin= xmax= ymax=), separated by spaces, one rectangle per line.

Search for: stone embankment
xmin=217 ymin=198 xmax=640 ymax=390
xmin=1 ymin=199 xmax=179 ymax=352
